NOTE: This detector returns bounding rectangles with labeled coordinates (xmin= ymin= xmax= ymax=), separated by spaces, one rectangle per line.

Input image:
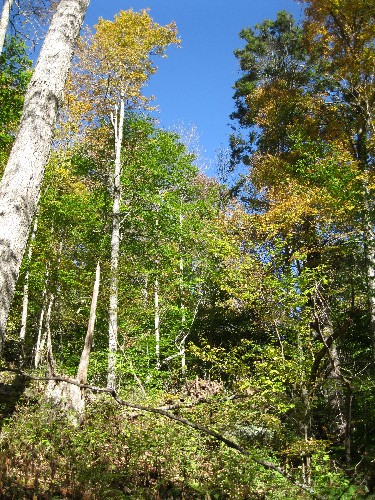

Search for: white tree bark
xmin=179 ymin=211 xmax=186 ymax=370
xmin=77 ymin=261 xmax=100 ymax=385
xmin=0 ymin=0 xmax=13 ymax=54
xmin=179 ymin=254 xmax=186 ymax=369
xmin=34 ymin=264 xmax=49 ymax=368
xmin=155 ymin=275 xmax=160 ymax=369
xmin=45 ymin=261 xmax=100 ymax=422
xmin=107 ymin=96 xmax=124 ymax=390
xmin=154 ymin=213 xmax=161 ymax=370
xmin=0 ymin=0 xmax=90 ymax=354
xmin=45 ymin=292 xmax=56 ymax=375
xmin=35 ymin=292 xmax=54 ymax=369
xmin=34 ymin=294 xmax=47 ymax=368
xmin=19 ymin=213 xmax=39 ymax=340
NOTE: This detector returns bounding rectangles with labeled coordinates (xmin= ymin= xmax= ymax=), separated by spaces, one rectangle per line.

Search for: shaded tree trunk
xmin=107 ymin=95 xmax=124 ymax=390
xmin=363 ymin=193 xmax=375 ymax=363
xmin=0 ymin=0 xmax=90 ymax=355
xmin=311 ymin=284 xmax=352 ymax=465
xmin=19 ymin=212 xmax=39 ymax=341
xmin=354 ymin=108 xmax=375 ymax=361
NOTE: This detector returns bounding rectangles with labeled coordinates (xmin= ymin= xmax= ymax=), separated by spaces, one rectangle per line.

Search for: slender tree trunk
xmin=45 ymin=293 xmax=56 ymax=376
xmin=155 ymin=275 xmax=160 ymax=369
xmin=45 ymin=262 xmax=100 ymax=422
xmin=356 ymin=113 xmax=375 ymax=361
xmin=77 ymin=261 xmax=100 ymax=385
xmin=312 ymin=285 xmax=353 ymax=463
xmin=154 ymin=212 xmax=161 ymax=370
xmin=34 ymin=293 xmax=47 ymax=368
xmin=107 ymin=95 xmax=124 ymax=390
xmin=19 ymin=213 xmax=39 ymax=341
xmin=35 ymin=292 xmax=54 ymax=369
xmin=0 ymin=0 xmax=12 ymax=54
xmin=0 ymin=0 xmax=90 ymax=355
xmin=363 ymin=193 xmax=375 ymax=362
xmin=345 ymin=388 xmax=353 ymax=467
xmin=179 ymin=254 xmax=186 ymax=370
xmin=34 ymin=264 xmax=49 ymax=368
xmin=179 ymin=211 xmax=186 ymax=370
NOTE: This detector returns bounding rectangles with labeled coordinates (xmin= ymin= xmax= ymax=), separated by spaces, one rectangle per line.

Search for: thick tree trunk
xmin=0 ymin=0 xmax=90 ymax=355
xmin=19 ymin=213 xmax=39 ymax=341
xmin=107 ymin=96 xmax=124 ymax=390
xmin=0 ymin=0 xmax=12 ymax=53
xmin=77 ymin=261 xmax=100 ymax=385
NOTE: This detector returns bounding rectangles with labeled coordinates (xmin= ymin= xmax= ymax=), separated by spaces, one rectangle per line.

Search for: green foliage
xmin=230 ymin=11 xmax=313 ymax=162
xmin=0 ymin=387 xmax=339 ymax=499
xmin=2 ymin=3 xmax=375 ymax=498
xmin=0 ymin=36 xmax=32 ymax=158
xmin=226 ymin=4 xmax=375 ymax=496
xmin=1 ymin=379 xmax=365 ymax=499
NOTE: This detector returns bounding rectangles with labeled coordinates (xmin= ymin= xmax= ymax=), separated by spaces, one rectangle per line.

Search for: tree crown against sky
xmin=62 ymin=8 xmax=179 ymax=139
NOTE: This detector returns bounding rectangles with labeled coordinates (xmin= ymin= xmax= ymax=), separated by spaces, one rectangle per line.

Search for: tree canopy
xmin=0 ymin=1 xmax=374 ymax=498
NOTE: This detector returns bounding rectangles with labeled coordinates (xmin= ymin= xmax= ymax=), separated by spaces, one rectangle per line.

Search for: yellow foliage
xmin=61 ymin=9 xmax=180 ymax=138
xmin=303 ymin=0 xmax=375 ymax=108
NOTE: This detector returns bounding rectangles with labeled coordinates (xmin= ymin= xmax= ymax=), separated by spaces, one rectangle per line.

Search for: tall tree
xmin=228 ymin=6 xmax=374 ymax=476
xmin=107 ymin=97 xmax=124 ymax=389
xmin=0 ymin=0 xmax=90 ymax=354
xmin=300 ymin=0 xmax=375 ymax=359
xmin=65 ymin=9 xmax=179 ymax=388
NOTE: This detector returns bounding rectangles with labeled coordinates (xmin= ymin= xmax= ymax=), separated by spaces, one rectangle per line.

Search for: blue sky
xmin=86 ymin=0 xmax=304 ymax=174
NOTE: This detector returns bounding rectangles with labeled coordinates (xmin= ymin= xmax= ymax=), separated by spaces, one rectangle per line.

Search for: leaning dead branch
xmin=0 ymin=366 xmax=324 ymax=499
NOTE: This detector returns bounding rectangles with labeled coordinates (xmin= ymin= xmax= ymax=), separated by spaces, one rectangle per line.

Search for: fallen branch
xmin=0 ymin=366 xmax=324 ymax=499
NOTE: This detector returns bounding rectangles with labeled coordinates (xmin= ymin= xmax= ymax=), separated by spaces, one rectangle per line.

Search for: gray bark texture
xmin=0 ymin=0 xmax=13 ymax=53
xmin=45 ymin=262 xmax=100 ymax=423
xmin=77 ymin=261 xmax=100 ymax=385
xmin=0 ymin=0 xmax=90 ymax=354
xmin=34 ymin=265 xmax=49 ymax=368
